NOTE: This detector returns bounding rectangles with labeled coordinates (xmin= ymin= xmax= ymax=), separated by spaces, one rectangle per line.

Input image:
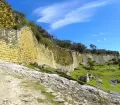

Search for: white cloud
xmin=33 ymin=0 xmax=112 ymax=30
xmin=97 ymin=40 xmax=102 ymax=42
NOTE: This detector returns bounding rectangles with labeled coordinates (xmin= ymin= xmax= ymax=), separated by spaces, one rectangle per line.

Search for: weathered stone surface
xmin=79 ymin=74 xmax=90 ymax=83
xmin=79 ymin=74 xmax=95 ymax=83
xmin=0 ymin=61 xmax=120 ymax=105
xmin=110 ymin=79 xmax=120 ymax=86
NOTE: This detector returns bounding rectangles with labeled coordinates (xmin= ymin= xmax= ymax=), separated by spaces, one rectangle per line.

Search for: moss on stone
xmin=38 ymin=37 xmax=73 ymax=66
xmin=52 ymin=46 xmax=73 ymax=66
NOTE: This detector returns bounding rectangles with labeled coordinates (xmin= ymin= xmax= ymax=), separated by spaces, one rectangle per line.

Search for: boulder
xmin=41 ymin=64 xmax=50 ymax=69
xmin=97 ymin=78 xmax=103 ymax=84
xmin=79 ymin=74 xmax=90 ymax=83
xmin=110 ymin=79 xmax=117 ymax=86
xmin=88 ymin=74 xmax=95 ymax=80
xmin=79 ymin=74 xmax=95 ymax=83
xmin=117 ymin=80 xmax=120 ymax=84
xmin=56 ymin=69 xmax=68 ymax=74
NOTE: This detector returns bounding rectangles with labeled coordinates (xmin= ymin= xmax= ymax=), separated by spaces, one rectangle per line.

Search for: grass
xmin=22 ymin=80 xmax=61 ymax=105
xmin=37 ymin=98 xmax=45 ymax=103
xmin=26 ymin=63 xmax=85 ymax=85
xmin=70 ymin=63 xmax=120 ymax=92
xmin=26 ymin=62 xmax=120 ymax=92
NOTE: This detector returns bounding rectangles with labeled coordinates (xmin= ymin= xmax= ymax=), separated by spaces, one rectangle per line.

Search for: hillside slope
xmin=0 ymin=70 xmax=56 ymax=105
xmin=0 ymin=61 xmax=120 ymax=105
xmin=0 ymin=62 xmax=70 ymax=105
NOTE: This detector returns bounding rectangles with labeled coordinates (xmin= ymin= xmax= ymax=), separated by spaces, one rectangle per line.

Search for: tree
xmin=71 ymin=43 xmax=87 ymax=53
xmin=90 ymin=44 xmax=97 ymax=54
xmin=90 ymin=44 xmax=97 ymax=50
xmin=54 ymin=39 xmax=72 ymax=49
xmin=87 ymin=58 xmax=95 ymax=70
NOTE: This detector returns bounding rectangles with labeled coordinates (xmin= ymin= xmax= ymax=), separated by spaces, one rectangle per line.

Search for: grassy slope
xmin=27 ymin=63 xmax=120 ymax=92
xmin=22 ymin=81 xmax=61 ymax=105
xmin=70 ymin=64 xmax=120 ymax=92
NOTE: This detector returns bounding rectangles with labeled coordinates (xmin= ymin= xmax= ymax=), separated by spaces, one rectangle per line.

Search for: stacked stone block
xmin=0 ymin=27 xmax=38 ymax=64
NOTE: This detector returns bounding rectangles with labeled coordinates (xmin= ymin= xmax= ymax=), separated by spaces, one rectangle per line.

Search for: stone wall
xmin=0 ymin=26 xmax=118 ymax=72
xmin=0 ymin=26 xmax=80 ymax=72
xmin=81 ymin=54 xmax=118 ymax=65
xmin=0 ymin=27 xmax=37 ymax=64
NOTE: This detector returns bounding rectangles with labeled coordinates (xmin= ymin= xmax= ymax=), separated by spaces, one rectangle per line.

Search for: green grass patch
xmin=26 ymin=63 xmax=120 ymax=92
xmin=70 ymin=64 xmax=120 ymax=92
xmin=22 ymin=81 xmax=61 ymax=105
xmin=26 ymin=63 xmax=85 ymax=85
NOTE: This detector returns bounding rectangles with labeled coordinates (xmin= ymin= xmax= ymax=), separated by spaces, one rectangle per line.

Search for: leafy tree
xmin=71 ymin=42 xmax=87 ymax=53
xmin=36 ymin=25 xmax=54 ymax=39
xmin=54 ymin=39 xmax=72 ymax=49
xmin=90 ymin=44 xmax=97 ymax=50
xmin=90 ymin=44 xmax=97 ymax=54
xmin=87 ymin=58 xmax=95 ymax=70
xmin=27 ymin=21 xmax=42 ymax=41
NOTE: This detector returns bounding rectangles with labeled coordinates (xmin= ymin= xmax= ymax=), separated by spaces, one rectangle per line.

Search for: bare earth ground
xmin=0 ymin=69 xmax=55 ymax=105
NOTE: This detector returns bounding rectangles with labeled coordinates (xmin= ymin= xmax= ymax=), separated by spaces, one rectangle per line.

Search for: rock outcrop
xmin=0 ymin=61 xmax=120 ymax=105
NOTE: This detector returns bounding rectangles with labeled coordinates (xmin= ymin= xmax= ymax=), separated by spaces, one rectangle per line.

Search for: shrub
xmin=0 ymin=0 xmax=16 ymax=28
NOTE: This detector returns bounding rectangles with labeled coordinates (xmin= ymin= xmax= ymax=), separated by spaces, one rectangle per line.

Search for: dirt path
xmin=0 ymin=69 xmax=56 ymax=105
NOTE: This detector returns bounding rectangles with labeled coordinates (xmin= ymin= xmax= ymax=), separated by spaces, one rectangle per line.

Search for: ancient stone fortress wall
xmin=0 ymin=26 xmax=80 ymax=72
xmin=0 ymin=27 xmax=37 ymax=64
xmin=0 ymin=26 xmax=118 ymax=72
xmin=0 ymin=27 xmax=75 ymax=72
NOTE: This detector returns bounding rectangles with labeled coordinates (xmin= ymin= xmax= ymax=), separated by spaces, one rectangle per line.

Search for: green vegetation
xmin=28 ymin=24 xmax=73 ymax=65
xmin=70 ymin=62 xmax=120 ymax=92
xmin=26 ymin=59 xmax=120 ymax=92
xmin=27 ymin=60 xmax=120 ymax=93
xmin=52 ymin=47 xmax=73 ymax=65
xmin=26 ymin=63 xmax=85 ymax=85
xmin=22 ymin=81 xmax=61 ymax=105
xmin=0 ymin=0 xmax=16 ymax=28
xmin=87 ymin=58 xmax=96 ymax=70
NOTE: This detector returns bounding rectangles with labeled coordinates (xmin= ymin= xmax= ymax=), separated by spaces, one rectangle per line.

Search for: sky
xmin=6 ymin=0 xmax=120 ymax=51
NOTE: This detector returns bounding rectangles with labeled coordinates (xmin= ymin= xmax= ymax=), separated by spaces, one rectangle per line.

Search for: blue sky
xmin=7 ymin=0 xmax=120 ymax=51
